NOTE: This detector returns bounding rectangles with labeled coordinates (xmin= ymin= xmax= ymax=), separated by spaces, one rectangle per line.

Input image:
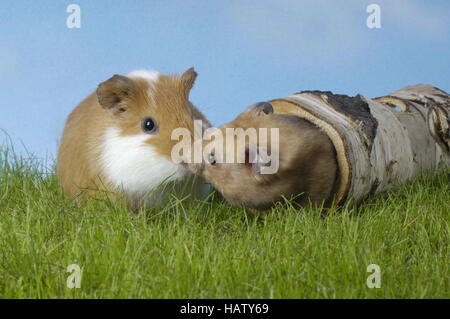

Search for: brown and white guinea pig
xmin=189 ymin=102 xmax=338 ymax=212
xmin=57 ymin=68 xmax=210 ymax=210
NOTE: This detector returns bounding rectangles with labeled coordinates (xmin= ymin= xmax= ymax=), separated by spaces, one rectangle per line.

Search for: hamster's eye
xmin=207 ymin=153 xmax=217 ymax=166
xmin=141 ymin=117 xmax=158 ymax=134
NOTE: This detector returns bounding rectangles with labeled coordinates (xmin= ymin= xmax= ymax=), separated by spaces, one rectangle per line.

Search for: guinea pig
xmin=189 ymin=102 xmax=338 ymax=211
xmin=57 ymin=68 xmax=210 ymax=210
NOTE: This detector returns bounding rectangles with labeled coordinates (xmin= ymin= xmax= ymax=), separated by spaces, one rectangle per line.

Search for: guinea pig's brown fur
xmin=57 ymin=68 xmax=210 ymax=209
xmin=190 ymin=102 xmax=338 ymax=211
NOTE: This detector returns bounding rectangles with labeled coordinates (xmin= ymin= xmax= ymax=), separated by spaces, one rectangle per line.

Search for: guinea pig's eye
xmin=207 ymin=153 xmax=217 ymax=166
xmin=141 ymin=117 xmax=158 ymax=134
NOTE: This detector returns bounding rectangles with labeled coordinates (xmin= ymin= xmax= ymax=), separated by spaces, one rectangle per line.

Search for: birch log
xmin=269 ymin=84 xmax=450 ymax=204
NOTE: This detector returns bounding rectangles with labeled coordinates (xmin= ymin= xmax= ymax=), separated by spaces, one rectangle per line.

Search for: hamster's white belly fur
xmin=100 ymin=127 xmax=209 ymax=204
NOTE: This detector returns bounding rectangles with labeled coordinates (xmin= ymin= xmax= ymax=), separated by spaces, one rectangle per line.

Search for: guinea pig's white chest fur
xmin=100 ymin=127 xmax=189 ymax=199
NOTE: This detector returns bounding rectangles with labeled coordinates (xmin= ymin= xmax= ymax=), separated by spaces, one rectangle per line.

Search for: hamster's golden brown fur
xmin=190 ymin=102 xmax=338 ymax=211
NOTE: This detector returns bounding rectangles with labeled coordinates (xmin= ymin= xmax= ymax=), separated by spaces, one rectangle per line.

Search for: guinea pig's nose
xmin=180 ymin=160 xmax=188 ymax=167
xmin=185 ymin=161 xmax=203 ymax=174
xmin=181 ymin=161 xmax=197 ymax=175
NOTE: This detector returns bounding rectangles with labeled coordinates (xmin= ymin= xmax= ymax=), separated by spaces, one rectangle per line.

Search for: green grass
xmin=0 ymin=144 xmax=449 ymax=299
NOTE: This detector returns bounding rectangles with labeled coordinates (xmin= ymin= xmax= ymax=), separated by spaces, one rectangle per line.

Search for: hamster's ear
xmin=246 ymin=102 xmax=274 ymax=116
xmin=180 ymin=67 xmax=198 ymax=98
xmin=96 ymin=74 xmax=137 ymax=115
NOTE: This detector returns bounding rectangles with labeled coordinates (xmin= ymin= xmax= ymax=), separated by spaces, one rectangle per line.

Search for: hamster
xmin=189 ymin=102 xmax=338 ymax=211
xmin=57 ymin=68 xmax=210 ymax=210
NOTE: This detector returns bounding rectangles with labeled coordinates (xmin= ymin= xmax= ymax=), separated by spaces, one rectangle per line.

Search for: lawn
xmin=0 ymin=144 xmax=449 ymax=299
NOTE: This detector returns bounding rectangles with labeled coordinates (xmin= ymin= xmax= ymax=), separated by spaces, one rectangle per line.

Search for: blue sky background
xmin=1 ymin=0 xmax=450 ymax=160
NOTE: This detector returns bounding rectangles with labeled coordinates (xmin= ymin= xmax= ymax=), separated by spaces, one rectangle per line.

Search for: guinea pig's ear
xmin=96 ymin=74 xmax=137 ymax=115
xmin=180 ymin=67 xmax=198 ymax=98
xmin=246 ymin=102 xmax=274 ymax=116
